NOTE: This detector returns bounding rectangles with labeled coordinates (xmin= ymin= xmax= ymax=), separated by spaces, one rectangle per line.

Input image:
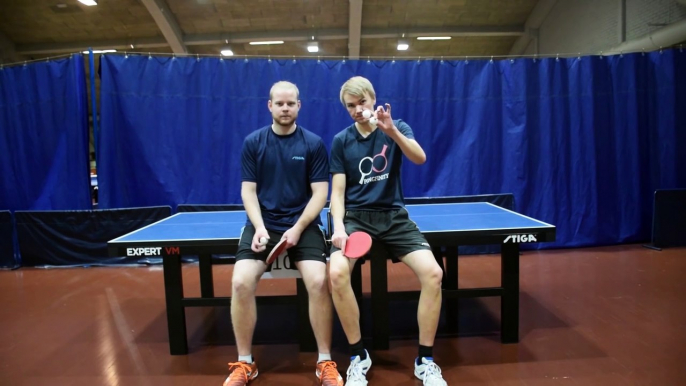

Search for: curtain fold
xmin=0 ymin=55 xmax=90 ymax=210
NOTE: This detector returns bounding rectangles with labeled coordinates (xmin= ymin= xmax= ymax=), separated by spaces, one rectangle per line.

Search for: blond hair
xmin=270 ymin=81 xmax=300 ymax=100
xmin=339 ymin=76 xmax=376 ymax=105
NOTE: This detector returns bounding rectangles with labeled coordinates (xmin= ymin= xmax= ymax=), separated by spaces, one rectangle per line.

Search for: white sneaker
xmin=345 ymin=350 xmax=372 ymax=386
xmin=414 ymin=357 xmax=447 ymax=386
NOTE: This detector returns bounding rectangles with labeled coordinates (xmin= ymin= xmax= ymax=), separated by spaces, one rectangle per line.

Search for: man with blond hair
xmin=328 ymin=76 xmax=448 ymax=386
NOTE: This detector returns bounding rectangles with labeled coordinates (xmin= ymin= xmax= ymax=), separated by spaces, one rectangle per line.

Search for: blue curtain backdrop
xmin=0 ymin=54 xmax=90 ymax=210
xmin=98 ymin=50 xmax=685 ymax=248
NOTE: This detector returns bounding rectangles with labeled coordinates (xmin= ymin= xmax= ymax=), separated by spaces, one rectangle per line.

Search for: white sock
xmin=318 ymin=353 xmax=332 ymax=362
xmin=238 ymin=354 xmax=253 ymax=363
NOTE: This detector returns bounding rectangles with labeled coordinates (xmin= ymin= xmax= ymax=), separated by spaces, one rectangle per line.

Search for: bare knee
xmin=232 ymin=275 xmax=257 ymax=298
xmin=329 ymin=263 xmax=350 ymax=292
xmin=305 ymin=273 xmax=329 ymax=295
xmin=422 ymin=263 xmax=444 ymax=290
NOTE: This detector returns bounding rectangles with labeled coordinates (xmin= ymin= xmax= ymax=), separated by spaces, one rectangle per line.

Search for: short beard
xmin=274 ymin=117 xmax=296 ymax=127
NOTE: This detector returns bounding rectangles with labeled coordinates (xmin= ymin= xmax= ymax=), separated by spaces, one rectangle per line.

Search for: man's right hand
xmin=331 ymin=229 xmax=349 ymax=253
xmin=252 ymin=227 xmax=269 ymax=253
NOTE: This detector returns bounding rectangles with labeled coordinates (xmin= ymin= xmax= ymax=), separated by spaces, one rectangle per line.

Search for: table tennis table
xmin=108 ymin=210 xmax=329 ymax=355
xmin=108 ymin=202 xmax=555 ymax=354
xmin=365 ymin=202 xmax=556 ymax=349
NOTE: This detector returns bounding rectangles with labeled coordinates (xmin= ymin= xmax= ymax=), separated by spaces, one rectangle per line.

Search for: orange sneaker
xmin=316 ymin=360 xmax=344 ymax=386
xmin=223 ymin=361 xmax=258 ymax=386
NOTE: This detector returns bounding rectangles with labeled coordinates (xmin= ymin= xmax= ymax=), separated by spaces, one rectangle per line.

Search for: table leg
xmin=199 ymin=253 xmax=214 ymax=298
xmin=162 ymin=255 xmax=188 ymax=354
xmin=443 ymin=246 xmax=459 ymax=333
xmin=501 ymin=242 xmax=520 ymax=343
xmin=370 ymin=246 xmax=389 ymax=350
xmin=351 ymin=259 xmax=363 ymax=320
xmin=443 ymin=245 xmax=458 ymax=290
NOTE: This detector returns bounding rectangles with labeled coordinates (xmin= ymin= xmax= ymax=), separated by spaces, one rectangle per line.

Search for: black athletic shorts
xmin=330 ymin=207 xmax=431 ymax=261
xmin=235 ymin=224 xmax=327 ymax=263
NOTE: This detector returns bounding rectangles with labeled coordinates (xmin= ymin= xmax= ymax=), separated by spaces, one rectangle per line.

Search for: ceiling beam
xmin=140 ymin=0 xmax=187 ymax=54
xmin=363 ymin=26 xmax=524 ymax=38
xmin=348 ymin=0 xmax=363 ymax=59
xmin=186 ymin=29 xmax=349 ymax=44
xmin=16 ymin=26 xmax=525 ymax=55
xmin=17 ymin=37 xmax=168 ymax=55
xmin=188 ymin=26 xmax=524 ymax=44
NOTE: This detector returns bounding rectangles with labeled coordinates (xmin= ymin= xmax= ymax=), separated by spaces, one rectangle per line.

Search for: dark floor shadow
xmin=365 ymin=291 xmax=573 ymax=341
xmin=518 ymin=291 xmax=574 ymax=337
xmin=359 ymin=291 xmax=606 ymax=366
xmin=132 ymin=289 xmax=600 ymax=367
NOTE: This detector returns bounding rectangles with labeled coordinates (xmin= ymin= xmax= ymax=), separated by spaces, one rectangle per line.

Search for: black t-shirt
xmin=330 ymin=119 xmax=414 ymax=210
xmin=241 ymin=125 xmax=329 ymax=231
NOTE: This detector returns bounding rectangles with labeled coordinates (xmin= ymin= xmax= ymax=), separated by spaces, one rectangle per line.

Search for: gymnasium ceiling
xmin=0 ymin=0 xmax=539 ymax=61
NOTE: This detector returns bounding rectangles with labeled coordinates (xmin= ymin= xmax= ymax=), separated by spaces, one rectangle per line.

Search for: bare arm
xmin=375 ymin=103 xmax=426 ymax=164
xmin=330 ymin=173 xmax=348 ymax=251
xmin=296 ymin=181 xmax=329 ymax=229
xmin=282 ymin=181 xmax=329 ymax=247
xmin=387 ymin=132 xmax=426 ymax=165
xmin=241 ymin=181 xmax=268 ymax=252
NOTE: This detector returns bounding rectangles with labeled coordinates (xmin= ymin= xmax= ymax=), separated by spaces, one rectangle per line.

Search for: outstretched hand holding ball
xmin=363 ymin=109 xmax=378 ymax=126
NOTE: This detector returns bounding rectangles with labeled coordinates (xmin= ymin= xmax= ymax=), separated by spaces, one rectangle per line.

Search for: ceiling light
xmin=416 ymin=36 xmax=451 ymax=40
xmin=82 ymin=49 xmax=116 ymax=54
xmin=307 ymin=42 xmax=319 ymax=53
xmin=221 ymin=48 xmax=234 ymax=56
xmin=249 ymin=41 xmax=284 ymax=45
xmin=78 ymin=0 xmax=97 ymax=6
xmin=397 ymin=40 xmax=409 ymax=51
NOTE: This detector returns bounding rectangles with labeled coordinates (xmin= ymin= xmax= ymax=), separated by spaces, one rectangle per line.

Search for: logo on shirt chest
xmin=358 ymin=144 xmax=389 ymax=184
xmin=292 ymin=156 xmax=305 ymax=161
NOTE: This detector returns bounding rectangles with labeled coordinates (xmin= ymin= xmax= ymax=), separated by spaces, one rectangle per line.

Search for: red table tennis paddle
xmin=344 ymin=231 xmax=372 ymax=259
xmin=265 ymin=239 xmax=289 ymax=265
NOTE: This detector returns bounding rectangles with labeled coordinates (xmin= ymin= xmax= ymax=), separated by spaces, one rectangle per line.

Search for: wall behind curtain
xmin=97 ymin=51 xmax=685 ymax=248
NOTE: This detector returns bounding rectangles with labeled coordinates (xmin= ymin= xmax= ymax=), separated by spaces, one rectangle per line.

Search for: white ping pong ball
xmin=362 ymin=110 xmax=372 ymax=119
xmin=259 ymin=237 xmax=268 ymax=245
xmin=369 ymin=117 xmax=378 ymax=125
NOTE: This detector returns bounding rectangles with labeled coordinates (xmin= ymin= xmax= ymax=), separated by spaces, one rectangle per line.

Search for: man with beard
xmin=223 ymin=81 xmax=343 ymax=386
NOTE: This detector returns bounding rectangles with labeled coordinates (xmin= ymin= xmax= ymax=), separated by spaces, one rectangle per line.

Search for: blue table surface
xmin=111 ymin=202 xmax=554 ymax=243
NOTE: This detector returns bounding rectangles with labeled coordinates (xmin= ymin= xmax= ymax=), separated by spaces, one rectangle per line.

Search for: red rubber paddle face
xmin=344 ymin=231 xmax=372 ymax=259
xmin=266 ymin=239 xmax=289 ymax=265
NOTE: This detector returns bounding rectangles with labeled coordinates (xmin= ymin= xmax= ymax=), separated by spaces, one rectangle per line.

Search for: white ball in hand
xmin=369 ymin=117 xmax=378 ymax=126
xmin=259 ymin=237 xmax=268 ymax=245
xmin=362 ymin=109 xmax=372 ymax=119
